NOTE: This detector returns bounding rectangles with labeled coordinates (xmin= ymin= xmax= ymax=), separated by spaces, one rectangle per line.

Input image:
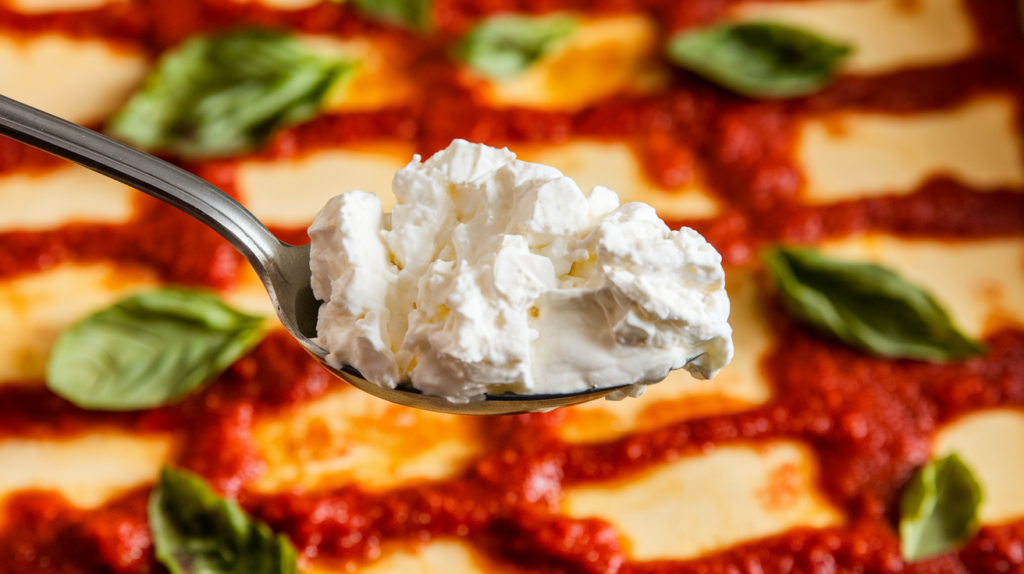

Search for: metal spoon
xmin=0 ymin=94 xmax=631 ymax=415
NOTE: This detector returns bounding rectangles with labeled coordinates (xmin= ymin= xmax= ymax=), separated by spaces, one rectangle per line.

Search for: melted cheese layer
xmin=3 ymin=0 xmax=121 ymax=13
xmin=0 ymin=263 xmax=158 ymax=384
xmin=559 ymin=267 xmax=772 ymax=443
xmin=221 ymin=265 xmax=281 ymax=321
xmin=237 ymin=144 xmax=412 ymax=227
xmin=935 ymin=409 xmax=1024 ymax=525
xmin=562 ymin=441 xmax=842 ymax=560
xmin=0 ymin=164 xmax=136 ymax=232
xmin=800 ymin=97 xmax=1024 ymax=203
xmin=513 ymin=141 xmax=720 ymax=221
xmin=0 ymin=261 xmax=285 ymax=386
xmin=0 ymin=35 xmax=147 ymax=126
xmin=820 ymin=236 xmax=1024 ymax=339
xmin=477 ymin=15 xmax=669 ymax=112
xmin=733 ymin=0 xmax=975 ymax=74
xmin=230 ymin=0 xmax=321 ymax=10
xmin=254 ymin=387 xmax=482 ymax=493
xmin=308 ymin=36 xmax=418 ymax=113
xmin=0 ymin=433 xmax=171 ymax=509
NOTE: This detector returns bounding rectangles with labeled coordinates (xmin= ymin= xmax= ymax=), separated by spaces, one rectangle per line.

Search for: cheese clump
xmin=309 ymin=140 xmax=733 ymax=402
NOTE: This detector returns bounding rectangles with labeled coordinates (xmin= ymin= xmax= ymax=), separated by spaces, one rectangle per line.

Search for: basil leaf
xmin=107 ymin=28 xmax=355 ymax=159
xmin=762 ymin=248 xmax=985 ymax=361
xmin=150 ymin=467 xmax=299 ymax=574
xmin=900 ymin=454 xmax=983 ymax=562
xmin=46 ymin=288 xmax=266 ymax=410
xmin=455 ymin=14 xmax=577 ymax=79
xmin=351 ymin=0 xmax=432 ymax=31
xmin=665 ymin=22 xmax=852 ymax=99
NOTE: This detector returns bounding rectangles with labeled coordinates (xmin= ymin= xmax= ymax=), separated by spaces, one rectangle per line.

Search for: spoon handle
xmin=0 ymin=94 xmax=285 ymax=275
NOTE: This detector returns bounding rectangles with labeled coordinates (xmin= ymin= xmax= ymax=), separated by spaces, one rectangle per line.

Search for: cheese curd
xmin=309 ymin=140 xmax=733 ymax=402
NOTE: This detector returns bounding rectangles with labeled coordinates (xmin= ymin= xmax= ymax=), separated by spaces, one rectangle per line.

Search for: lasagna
xmin=1 ymin=0 xmax=1023 ymax=572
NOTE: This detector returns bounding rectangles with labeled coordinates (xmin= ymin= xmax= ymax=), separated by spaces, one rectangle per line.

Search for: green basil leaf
xmin=107 ymin=28 xmax=355 ymax=159
xmin=665 ymin=22 xmax=852 ymax=99
xmin=150 ymin=467 xmax=299 ymax=574
xmin=46 ymin=288 xmax=266 ymax=410
xmin=351 ymin=0 xmax=432 ymax=31
xmin=455 ymin=13 xmax=577 ymax=79
xmin=762 ymin=248 xmax=985 ymax=361
xmin=900 ymin=454 xmax=983 ymax=562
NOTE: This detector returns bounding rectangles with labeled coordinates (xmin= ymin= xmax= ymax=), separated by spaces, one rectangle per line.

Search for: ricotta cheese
xmin=309 ymin=140 xmax=733 ymax=402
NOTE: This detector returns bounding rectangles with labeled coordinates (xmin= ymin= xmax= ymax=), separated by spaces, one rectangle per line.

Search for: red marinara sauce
xmin=1 ymin=0 xmax=1024 ymax=573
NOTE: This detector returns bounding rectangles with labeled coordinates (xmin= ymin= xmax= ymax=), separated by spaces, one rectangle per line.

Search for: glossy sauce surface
xmin=1 ymin=1 xmax=1024 ymax=572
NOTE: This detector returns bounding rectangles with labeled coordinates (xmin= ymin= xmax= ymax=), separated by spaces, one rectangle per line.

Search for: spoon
xmin=0 ymin=94 xmax=632 ymax=415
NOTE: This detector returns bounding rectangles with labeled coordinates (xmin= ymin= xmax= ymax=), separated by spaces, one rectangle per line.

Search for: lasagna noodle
xmin=799 ymin=97 xmax=1024 ymax=203
xmin=221 ymin=265 xmax=282 ymax=321
xmin=0 ymin=34 xmax=147 ymax=126
xmin=820 ymin=236 xmax=1024 ymax=339
xmin=0 ymin=263 xmax=158 ymax=384
xmin=0 ymin=433 xmax=171 ymax=510
xmin=3 ymin=0 xmax=121 ymax=13
xmin=237 ymin=144 xmax=413 ymax=227
xmin=231 ymin=0 xmax=321 ymax=10
xmin=476 ymin=15 xmax=670 ymax=112
xmin=561 ymin=441 xmax=843 ymax=560
xmin=253 ymin=387 xmax=483 ymax=493
xmin=0 ymin=164 xmax=136 ymax=231
xmin=309 ymin=35 xmax=419 ymax=113
xmin=732 ymin=0 xmax=975 ymax=74
xmin=935 ymin=409 xmax=1024 ymax=525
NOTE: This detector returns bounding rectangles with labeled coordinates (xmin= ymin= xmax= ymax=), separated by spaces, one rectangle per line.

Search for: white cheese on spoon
xmin=309 ymin=140 xmax=733 ymax=403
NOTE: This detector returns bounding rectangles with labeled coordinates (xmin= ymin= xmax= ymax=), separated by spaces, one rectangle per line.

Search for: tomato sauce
xmin=1 ymin=0 xmax=1024 ymax=572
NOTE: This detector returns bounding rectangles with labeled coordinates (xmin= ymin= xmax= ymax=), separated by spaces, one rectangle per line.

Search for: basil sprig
xmin=763 ymin=248 xmax=985 ymax=362
xmin=455 ymin=13 xmax=578 ymax=79
xmin=150 ymin=467 xmax=299 ymax=574
xmin=666 ymin=22 xmax=851 ymax=99
xmin=900 ymin=454 xmax=983 ymax=562
xmin=46 ymin=288 xmax=266 ymax=410
xmin=107 ymin=28 xmax=355 ymax=159
xmin=351 ymin=0 xmax=432 ymax=31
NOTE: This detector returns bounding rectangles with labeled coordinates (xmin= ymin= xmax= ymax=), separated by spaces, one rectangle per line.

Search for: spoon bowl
xmin=0 ymin=94 xmax=630 ymax=415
